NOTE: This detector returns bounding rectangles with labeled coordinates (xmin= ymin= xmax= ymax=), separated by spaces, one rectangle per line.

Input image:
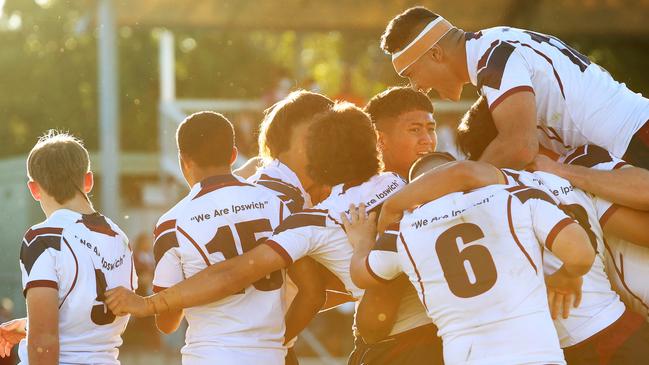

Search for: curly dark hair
xmin=381 ymin=7 xmax=440 ymax=54
xmin=364 ymin=86 xmax=434 ymax=131
xmin=306 ymin=102 xmax=383 ymax=186
xmin=456 ymin=96 xmax=497 ymax=160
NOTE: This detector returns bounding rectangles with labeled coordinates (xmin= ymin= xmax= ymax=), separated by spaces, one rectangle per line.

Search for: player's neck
xmin=188 ymin=165 xmax=233 ymax=187
xmin=41 ymin=193 xmax=95 ymax=218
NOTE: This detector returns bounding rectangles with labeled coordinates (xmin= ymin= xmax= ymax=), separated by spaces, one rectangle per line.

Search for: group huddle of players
xmin=2 ymin=5 xmax=649 ymax=365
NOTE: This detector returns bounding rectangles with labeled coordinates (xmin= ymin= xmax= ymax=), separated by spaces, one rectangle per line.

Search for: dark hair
xmin=364 ymin=86 xmax=435 ymax=131
xmin=307 ymin=102 xmax=383 ymax=186
xmin=27 ymin=130 xmax=90 ymax=204
xmin=456 ymin=96 xmax=497 ymax=161
xmin=381 ymin=7 xmax=440 ymax=54
xmin=408 ymin=152 xmax=456 ymax=182
xmin=176 ymin=111 xmax=234 ymax=168
xmin=259 ymin=90 xmax=334 ymax=159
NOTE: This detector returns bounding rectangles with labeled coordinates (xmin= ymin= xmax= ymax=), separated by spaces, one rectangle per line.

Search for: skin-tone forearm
xmin=550 ymin=222 xmax=595 ymax=277
xmin=603 ymin=205 xmax=649 ymax=248
xmin=545 ymin=164 xmax=649 ymax=211
xmin=154 ymin=307 xmax=184 ymax=334
xmin=284 ymin=258 xmax=327 ymax=344
xmin=105 ymin=245 xmax=286 ymax=317
xmin=27 ymin=288 xmax=59 ymax=365
xmin=378 ymin=161 xmax=504 ymax=232
xmin=479 ymin=91 xmax=539 ymax=169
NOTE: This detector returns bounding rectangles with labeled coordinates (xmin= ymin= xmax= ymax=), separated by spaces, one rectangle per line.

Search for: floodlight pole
xmin=97 ymin=0 xmax=120 ymax=218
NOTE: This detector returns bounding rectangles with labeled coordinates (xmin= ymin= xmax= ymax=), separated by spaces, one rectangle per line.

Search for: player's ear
xmin=230 ymin=146 xmax=238 ymax=166
xmin=429 ymin=45 xmax=444 ymax=63
xmin=27 ymin=180 xmax=41 ymax=201
xmin=83 ymin=172 xmax=94 ymax=194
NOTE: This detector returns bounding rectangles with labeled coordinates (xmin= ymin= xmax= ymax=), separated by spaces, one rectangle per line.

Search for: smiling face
xmin=378 ymin=109 xmax=437 ymax=178
xmin=401 ymin=47 xmax=465 ymax=101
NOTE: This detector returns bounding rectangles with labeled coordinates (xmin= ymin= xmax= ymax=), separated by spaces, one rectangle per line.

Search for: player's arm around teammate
xmin=531 ymin=152 xmax=649 ymax=210
xmin=284 ymin=257 xmax=327 ymax=344
xmin=377 ymin=160 xmax=507 ymax=232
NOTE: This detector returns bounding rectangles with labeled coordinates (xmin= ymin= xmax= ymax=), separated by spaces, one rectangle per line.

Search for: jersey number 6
xmin=436 ymin=223 xmax=498 ymax=298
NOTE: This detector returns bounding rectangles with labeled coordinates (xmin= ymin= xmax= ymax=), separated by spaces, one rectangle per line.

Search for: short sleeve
xmin=478 ymin=44 xmax=534 ymax=112
xmin=264 ymin=211 xmax=328 ymax=266
xmin=20 ymin=228 xmax=63 ymax=296
xmin=152 ymin=219 xmax=183 ymax=290
xmin=366 ymin=231 xmax=403 ymax=282
xmin=508 ymin=187 xmax=574 ymax=250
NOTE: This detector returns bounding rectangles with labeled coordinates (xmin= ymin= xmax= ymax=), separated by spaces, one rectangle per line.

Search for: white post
xmin=159 ymin=29 xmax=175 ymax=102
xmin=97 ymin=0 xmax=119 ymax=218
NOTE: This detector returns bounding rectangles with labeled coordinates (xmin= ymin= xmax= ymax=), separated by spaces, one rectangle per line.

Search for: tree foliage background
xmin=1 ymin=0 xmax=648 ymax=159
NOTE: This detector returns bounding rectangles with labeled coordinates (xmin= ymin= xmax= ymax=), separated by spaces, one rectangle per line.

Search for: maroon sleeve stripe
xmin=546 ymin=218 xmax=575 ymax=251
xmin=365 ymin=256 xmax=391 ymax=284
xmin=24 ymin=227 xmax=63 ymax=243
xmin=599 ymin=204 xmax=619 ymax=228
xmin=23 ymin=280 xmax=58 ymax=297
xmin=488 ymin=85 xmax=535 ymax=112
xmin=613 ymin=161 xmax=629 ymax=170
xmin=263 ymin=239 xmax=293 ymax=266
xmin=154 ymin=219 xmax=176 ymax=238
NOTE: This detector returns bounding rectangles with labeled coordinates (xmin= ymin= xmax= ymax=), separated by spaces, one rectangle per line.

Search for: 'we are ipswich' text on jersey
xmin=465 ymin=27 xmax=649 ymax=157
xmin=152 ymin=174 xmax=288 ymax=364
xmin=367 ymin=185 xmax=568 ymax=365
xmin=19 ymin=209 xmax=136 ymax=365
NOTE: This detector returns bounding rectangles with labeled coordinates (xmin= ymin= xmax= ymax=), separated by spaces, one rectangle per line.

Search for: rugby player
xmin=452 ymin=97 xmax=649 ymax=363
xmin=149 ymin=111 xmax=302 ymax=364
xmin=348 ymin=86 xmax=441 ymax=365
xmin=381 ymin=6 xmax=649 ymax=169
xmin=344 ymin=171 xmax=594 ymax=364
xmin=1 ymin=131 xmax=136 ymax=364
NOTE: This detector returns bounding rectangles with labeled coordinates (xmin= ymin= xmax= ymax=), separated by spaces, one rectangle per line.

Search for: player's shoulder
xmin=505 ymin=184 xmax=556 ymax=205
xmin=274 ymin=207 xmax=331 ymax=234
xmin=20 ymin=220 xmax=65 ymax=274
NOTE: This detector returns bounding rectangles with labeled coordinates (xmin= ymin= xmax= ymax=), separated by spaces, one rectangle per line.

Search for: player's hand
xmin=0 ymin=317 xmax=26 ymax=358
xmin=376 ymin=198 xmax=404 ymax=234
xmin=340 ymin=204 xmax=377 ymax=251
xmin=545 ymin=269 xmax=583 ymax=320
xmin=529 ymin=154 xmax=560 ymax=174
xmin=105 ymin=286 xmax=153 ymax=318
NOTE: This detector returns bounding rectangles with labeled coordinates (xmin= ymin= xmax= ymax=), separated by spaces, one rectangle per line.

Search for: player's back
xmin=502 ymin=167 xmax=626 ymax=346
xmin=398 ymin=185 xmax=565 ymax=364
xmin=19 ymin=209 xmax=135 ymax=365
xmin=468 ymin=27 xmax=648 ymax=156
xmin=152 ymin=174 xmax=286 ymax=351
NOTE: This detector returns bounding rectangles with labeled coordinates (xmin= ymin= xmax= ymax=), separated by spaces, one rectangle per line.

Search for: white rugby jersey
xmin=501 ymin=166 xmax=626 ymax=347
xmin=560 ymin=145 xmax=649 ymax=319
xmin=248 ymin=159 xmax=311 ymax=348
xmin=367 ymin=185 xmax=567 ymax=365
xmin=264 ymin=173 xmax=434 ymax=336
xmin=152 ymin=174 xmax=287 ymax=354
xmin=465 ymin=27 xmax=649 ymax=157
xmin=19 ymin=209 xmax=136 ymax=365
xmin=249 ymin=159 xmax=312 ymax=213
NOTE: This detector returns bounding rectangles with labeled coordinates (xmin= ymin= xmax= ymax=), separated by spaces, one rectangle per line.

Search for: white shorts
xmin=181 ymin=344 xmax=286 ymax=365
